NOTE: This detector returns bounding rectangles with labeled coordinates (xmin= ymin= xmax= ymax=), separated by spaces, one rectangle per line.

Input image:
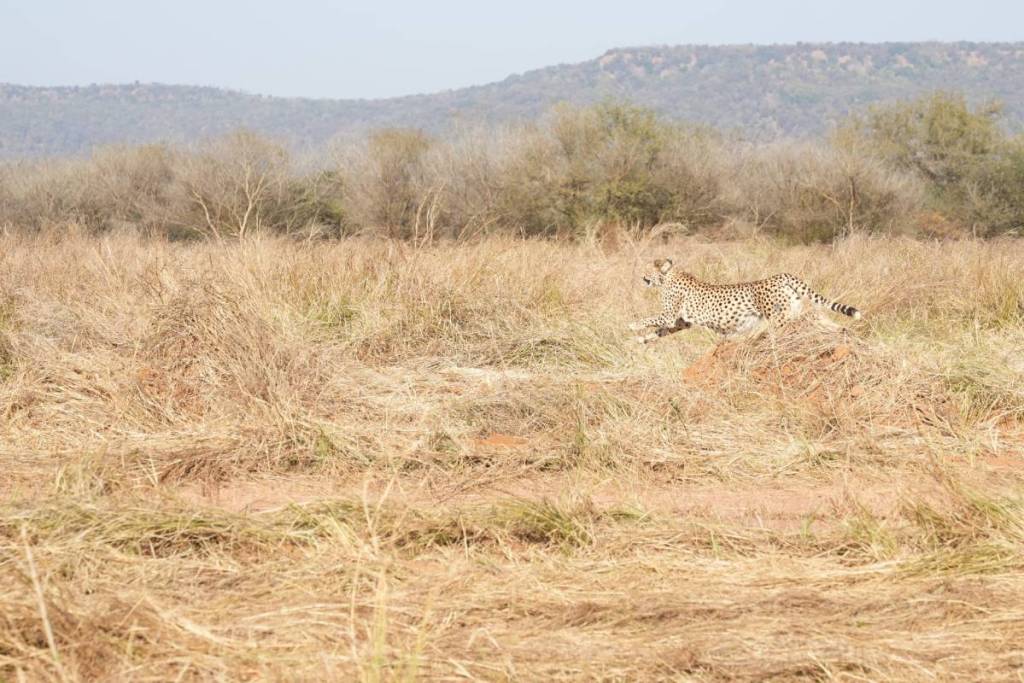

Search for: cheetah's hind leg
xmin=727 ymin=314 xmax=768 ymax=341
xmin=814 ymin=313 xmax=843 ymax=331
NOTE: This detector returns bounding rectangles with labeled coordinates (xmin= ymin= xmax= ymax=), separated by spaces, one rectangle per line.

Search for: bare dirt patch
xmin=473 ymin=432 xmax=531 ymax=448
xmin=169 ymin=470 xmax=942 ymax=535
xmin=175 ymin=475 xmax=349 ymax=512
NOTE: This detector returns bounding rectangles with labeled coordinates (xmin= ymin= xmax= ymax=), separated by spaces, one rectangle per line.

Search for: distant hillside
xmin=3 ymin=42 xmax=1024 ymax=158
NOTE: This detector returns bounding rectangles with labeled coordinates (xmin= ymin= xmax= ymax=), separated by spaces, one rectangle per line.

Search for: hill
xmin=3 ymin=41 xmax=1024 ymax=158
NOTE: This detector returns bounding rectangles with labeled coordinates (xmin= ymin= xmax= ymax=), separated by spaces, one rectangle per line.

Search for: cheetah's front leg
xmin=627 ymin=314 xmax=673 ymax=332
xmin=630 ymin=315 xmax=690 ymax=344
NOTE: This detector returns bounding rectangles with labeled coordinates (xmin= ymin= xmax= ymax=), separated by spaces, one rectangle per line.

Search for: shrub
xmin=173 ymin=131 xmax=342 ymax=240
xmin=838 ymin=92 xmax=1001 ymax=185
xmin=0 ymin=135 xmax=344 ymax=239
xmin=965 ymin=137 xmax=1024 ymax=235
xmin=0 ymin=156 xmax=114 ymax=232
xmin=552 ymin=103 xmax=675 ymax=229
xmin=472 ymin=103 xmax=726 ymax=238
xmin=0 ymin=95 xmax=1018 ymax=242
xmin=89 ymin=144 xmax=179 ymax=232
xmin=485 ymin=123 xmax=568 ymax=236
xmin=413 ymin=128 xmax=503 ymax=240
xmin=722 ymin=142 xmax=924 ymax=242
xmin=336 ymin=128 xmax=432 ymax=239
xmin=838 ymin=92 xmax=1024 ymax=235
xmin=657 ymin=126 xmax=727 ymax=230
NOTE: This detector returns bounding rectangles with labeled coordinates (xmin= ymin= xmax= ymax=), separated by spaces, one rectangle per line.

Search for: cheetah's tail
xmin=809 ymin=289 xmax=862 ymax=320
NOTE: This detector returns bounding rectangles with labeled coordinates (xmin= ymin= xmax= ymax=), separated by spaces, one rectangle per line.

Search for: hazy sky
xmin=1 ymin=0 xmax=1021 ymax=99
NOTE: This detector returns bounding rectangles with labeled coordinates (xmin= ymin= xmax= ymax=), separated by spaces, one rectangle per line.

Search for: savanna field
xmin=1 ymin=228 xmax=1023 ymax=681
xmin=1 ymin=92 xmax=1024 ymax=681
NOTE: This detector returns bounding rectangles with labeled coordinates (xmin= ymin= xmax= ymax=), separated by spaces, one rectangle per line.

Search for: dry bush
xmin=400 ymin=128 xmax=503 ymax=240
xmin=0 ymin=157 xmax=119 ymax=232
xmin=475 ymin=121 xmax=569 ymax=236
xmin=173 ymin=131 xmax=342 ymax=240
xmin=0 ymin=145 xmax=181 ymax=234
xmin=334 ymin=128 xmax=434 ymax=240
xmin=7 ymin=97 xmax=1022 ymax=243
xmin=0 ymin=133 xmax=344 ymax=240
xmin=479 ymin=104 xmax=726 ymax=238
xmin=86 ymin=145 xmax=180 ymax=232
xmin=391 ymin=105 xmax=728 ymax=241
xmin=721 ymin=141 xmax=925 ymax=242
xmin=657 ymin=125 xmax=728 ymax=229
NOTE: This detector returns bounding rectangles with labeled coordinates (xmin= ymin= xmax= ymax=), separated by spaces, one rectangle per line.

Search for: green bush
xmin=482 ymin=103 xmax=725 ymax=237
xmin=966 ymin=138 xmax=1024 ymax=235
xmin=553 ymin=103 xmax=675 ymax=228
xmin=838 ymin=92 xmax=1024 ymax=236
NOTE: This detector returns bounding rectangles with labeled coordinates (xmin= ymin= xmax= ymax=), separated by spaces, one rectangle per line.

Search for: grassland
xmin=1 ymin=229 xmax=1023 ymax=681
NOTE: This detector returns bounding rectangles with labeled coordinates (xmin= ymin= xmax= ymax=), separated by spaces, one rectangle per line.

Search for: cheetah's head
xmin=642 ymin=259 xmax=674 ymax=287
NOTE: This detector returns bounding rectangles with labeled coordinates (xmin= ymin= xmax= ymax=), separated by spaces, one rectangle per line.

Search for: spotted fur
xmin=628 ymin=258 xmax=861 ymax=344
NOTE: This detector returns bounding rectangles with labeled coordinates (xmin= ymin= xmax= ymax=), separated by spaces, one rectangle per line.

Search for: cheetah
xmin=628 ymin=258 xmax=861 ymax=344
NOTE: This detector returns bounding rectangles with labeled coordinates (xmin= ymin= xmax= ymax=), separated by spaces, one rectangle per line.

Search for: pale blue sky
xmin=1 ymin=0 xmax=1021 ymax=99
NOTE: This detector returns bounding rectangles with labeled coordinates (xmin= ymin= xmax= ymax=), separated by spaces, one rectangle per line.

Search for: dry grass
xmin=1 ymin=230 xmax=1023 ymax=680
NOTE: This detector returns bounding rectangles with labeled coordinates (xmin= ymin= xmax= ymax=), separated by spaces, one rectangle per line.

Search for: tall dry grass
xmin=2 ymin=229 xmax=1020 ymax=481
xmin=1 ymin=230 xmax=1023 ymax=679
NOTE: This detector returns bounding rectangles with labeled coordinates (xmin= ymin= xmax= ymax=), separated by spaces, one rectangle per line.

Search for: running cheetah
xmin=628 ymin=259 xmax=861 ymax=344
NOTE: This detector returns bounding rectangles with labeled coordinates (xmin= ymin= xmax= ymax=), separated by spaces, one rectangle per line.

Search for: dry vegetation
xmin=1 ymin=227 xmax=1023 ymax=681
xmin=4 ymin=94 xmax=1023 ymax=246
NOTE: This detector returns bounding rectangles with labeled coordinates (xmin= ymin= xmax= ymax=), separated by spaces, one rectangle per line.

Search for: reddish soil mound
xmin=680 ymin=317 xmax=943 ymax=420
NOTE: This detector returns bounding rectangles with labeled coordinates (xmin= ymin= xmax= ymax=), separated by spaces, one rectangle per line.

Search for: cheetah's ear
xmin=654 ymin=258 xmax=674 ymax=274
